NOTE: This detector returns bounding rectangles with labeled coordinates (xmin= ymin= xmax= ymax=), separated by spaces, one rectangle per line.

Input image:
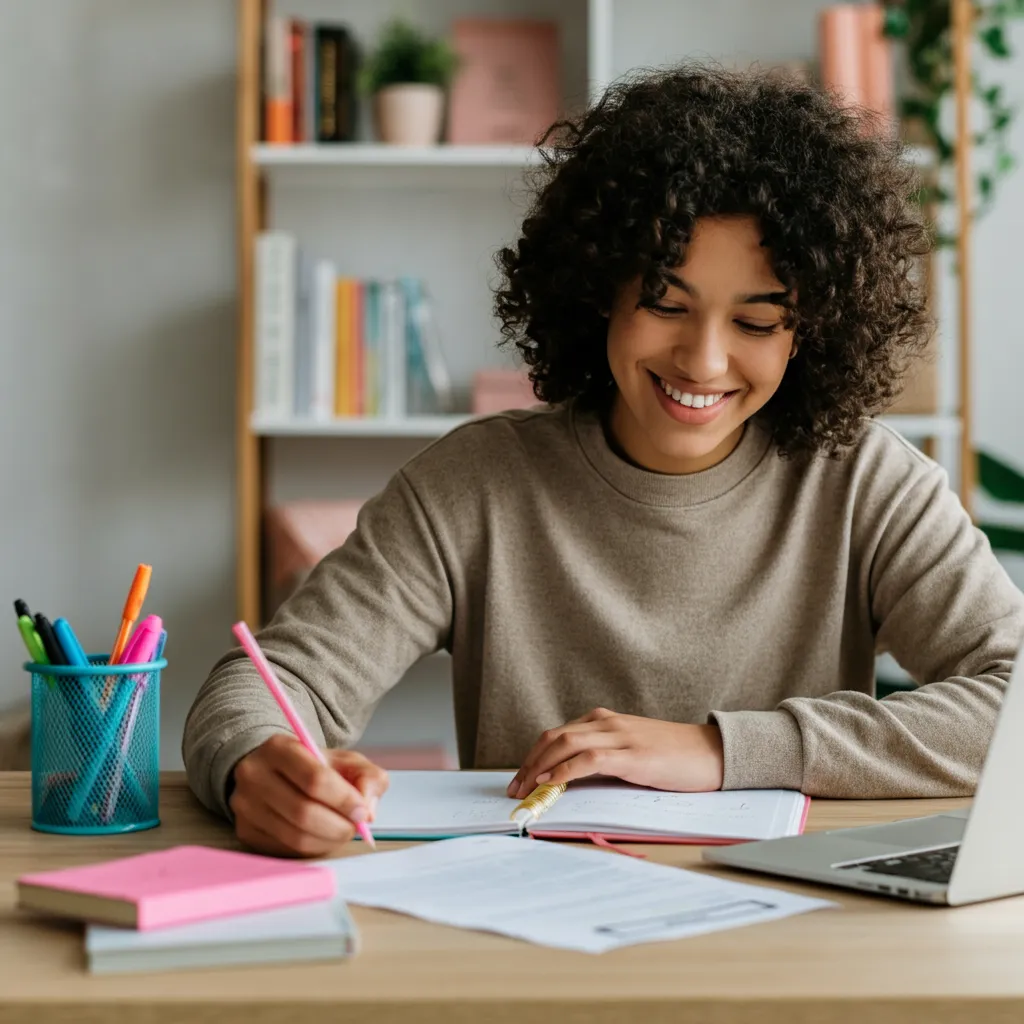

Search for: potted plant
xmin=359 ymin=19 xmax=459 ymax=146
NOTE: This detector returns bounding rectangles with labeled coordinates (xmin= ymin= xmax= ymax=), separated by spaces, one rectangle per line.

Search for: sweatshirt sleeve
xmin=182 ymin=468 xmax=453 ymax=819
xmin=713 ymin=454 xmax=1024 ymax=798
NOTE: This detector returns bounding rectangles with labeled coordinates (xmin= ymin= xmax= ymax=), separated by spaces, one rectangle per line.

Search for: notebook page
xmin=328 ymin=835 xmax=834 ymax=953
xmin=370 ymin=771 xmax=521 ymax=838
xmin=536 ymin=781 xmax=806 ymax=840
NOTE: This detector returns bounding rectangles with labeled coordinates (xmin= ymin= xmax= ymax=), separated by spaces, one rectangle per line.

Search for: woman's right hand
xmin=229 ymin=734 xmax=389 ymax=858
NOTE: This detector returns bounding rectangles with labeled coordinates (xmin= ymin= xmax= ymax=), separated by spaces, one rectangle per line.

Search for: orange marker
xmin=102 ymin=563 xmax=152 ymax=704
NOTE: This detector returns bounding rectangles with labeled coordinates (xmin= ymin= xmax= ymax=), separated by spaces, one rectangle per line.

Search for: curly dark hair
xmin=493 ymin=64 xmax=934 ymax=457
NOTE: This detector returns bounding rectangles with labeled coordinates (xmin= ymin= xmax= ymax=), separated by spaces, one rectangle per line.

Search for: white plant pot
xmin=374 ymin=84 xmax=445 ymax=146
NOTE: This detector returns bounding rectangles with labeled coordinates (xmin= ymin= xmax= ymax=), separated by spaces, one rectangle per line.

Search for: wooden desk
xmin=0 ymin=773 xmax=1020 ymax=1024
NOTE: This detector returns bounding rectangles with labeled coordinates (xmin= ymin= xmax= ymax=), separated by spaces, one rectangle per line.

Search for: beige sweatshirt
xmin=183 ymin=403 xmax=1024 ymax=819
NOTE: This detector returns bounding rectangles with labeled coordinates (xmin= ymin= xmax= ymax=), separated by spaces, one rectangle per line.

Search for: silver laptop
xmin=704 ymin=654 xmax=1024 ymax=906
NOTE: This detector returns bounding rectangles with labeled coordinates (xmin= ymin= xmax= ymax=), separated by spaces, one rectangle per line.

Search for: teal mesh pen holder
xmin=26 ymin=654 xmax=164 ymax=835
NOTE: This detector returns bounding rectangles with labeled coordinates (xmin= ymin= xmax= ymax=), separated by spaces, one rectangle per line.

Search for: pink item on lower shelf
xmin=266 ymin=499 xmax=364 ymax=591
xmin=472 ymin=369 xmax=536 ymax=415
xmin=356 ymin=745 xmax=457 ymax=770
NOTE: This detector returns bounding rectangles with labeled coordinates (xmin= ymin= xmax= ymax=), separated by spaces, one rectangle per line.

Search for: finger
xmin=514 ymin=731 xmax=624 ymax=797
xmin=236 ymin=805 xmax=348 ymax=859
xmin=270 ymin=738 xmax=371 ymax=822
xmin=536 ymin=748 xmax=627 ymax=789
xmin=326 ymin=750 xmax=390 ymax=814
xmin=507 ymin=716 xmax=618 ymax=794
xmin=239 ymin=768 xmax=357 ymax=846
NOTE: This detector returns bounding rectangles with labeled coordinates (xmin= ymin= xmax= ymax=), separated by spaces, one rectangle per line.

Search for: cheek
xmin=744 ymin=336 xmax=796 ymax=388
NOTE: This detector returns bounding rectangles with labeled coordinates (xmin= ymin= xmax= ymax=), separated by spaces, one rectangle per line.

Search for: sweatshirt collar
xmin=571 ymin=401 xmax=773 ymax=507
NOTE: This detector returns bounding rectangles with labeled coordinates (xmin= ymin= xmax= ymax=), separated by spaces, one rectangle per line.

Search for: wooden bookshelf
xmin=235 ymin=0 xmax=976 ymax=623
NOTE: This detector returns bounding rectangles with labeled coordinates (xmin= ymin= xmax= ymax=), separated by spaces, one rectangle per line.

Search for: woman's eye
xmin=736 ymin=320 xmax=780 ymax=336
xmin=647 ymin=304 xmax=687 ymax=317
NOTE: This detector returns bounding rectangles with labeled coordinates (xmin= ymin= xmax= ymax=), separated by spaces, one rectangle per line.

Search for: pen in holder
xmin=26 ymin=653 xmax=163 ymax=835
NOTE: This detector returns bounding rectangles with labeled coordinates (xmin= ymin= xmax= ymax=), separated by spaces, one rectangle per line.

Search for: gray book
xmin=86 ymin=895 xmax=358 ymax=974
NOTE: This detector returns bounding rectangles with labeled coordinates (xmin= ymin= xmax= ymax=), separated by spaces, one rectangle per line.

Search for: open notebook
xmin=369 ymin=771 xmax=809 ymax=844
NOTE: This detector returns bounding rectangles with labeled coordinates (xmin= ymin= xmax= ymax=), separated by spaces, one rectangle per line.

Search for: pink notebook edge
xmin=17 ymin=844 xmax=335 ymax=930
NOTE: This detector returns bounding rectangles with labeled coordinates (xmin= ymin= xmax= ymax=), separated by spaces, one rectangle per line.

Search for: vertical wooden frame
xmin=953 ymin=0 xmax=974 ymax=517
xmin=237 ymin=0 xmax=266 ymax=623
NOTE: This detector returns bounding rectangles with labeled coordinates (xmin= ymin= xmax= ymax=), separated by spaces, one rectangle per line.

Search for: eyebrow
xmin=664 ymin=272 xmax=790 ymax=307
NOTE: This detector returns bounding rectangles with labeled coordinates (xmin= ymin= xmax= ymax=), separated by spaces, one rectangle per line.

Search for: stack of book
xmin=263 ymin=15 xmax=358 ymax=144
xmin=16 ymin=845 xmax=357 ymax=974
xmin=253 ymin=232 xmax=453 ymax=424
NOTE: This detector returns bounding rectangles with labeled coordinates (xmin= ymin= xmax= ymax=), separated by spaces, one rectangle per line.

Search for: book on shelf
xmin=448 ymin=18 xmax=561 ymax=145
xmin=263 ymin=15 xmax=358 ymax=144
xmin=253 ymin=232 xmax=454 ymax=424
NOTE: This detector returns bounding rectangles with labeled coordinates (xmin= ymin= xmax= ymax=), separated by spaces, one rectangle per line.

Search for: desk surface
xmin=0 ymin=772 xmax=1017 ymax=1024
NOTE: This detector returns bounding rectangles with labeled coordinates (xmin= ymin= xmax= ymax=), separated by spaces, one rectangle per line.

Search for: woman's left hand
xmin=506 ymin=708 xmax=725 ymax=799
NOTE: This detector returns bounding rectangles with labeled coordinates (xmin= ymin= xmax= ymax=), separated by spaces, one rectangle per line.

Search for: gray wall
xmin=2 ymin=2 xmax=1023 ymax=770
xmin=0 ymin=0 xmax=238 ymax=763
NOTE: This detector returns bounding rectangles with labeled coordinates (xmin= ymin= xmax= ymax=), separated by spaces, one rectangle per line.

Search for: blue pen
xmin=54 ymin=617 xmax=150 ymax=819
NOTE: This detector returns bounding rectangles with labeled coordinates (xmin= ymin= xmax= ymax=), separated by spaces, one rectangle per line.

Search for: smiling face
xmin=606 ymin=215 xmax=797 ymax=475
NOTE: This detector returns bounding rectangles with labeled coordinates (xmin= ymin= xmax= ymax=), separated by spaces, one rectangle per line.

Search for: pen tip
xmin=14 ymin=600 xmax=29 ymax=619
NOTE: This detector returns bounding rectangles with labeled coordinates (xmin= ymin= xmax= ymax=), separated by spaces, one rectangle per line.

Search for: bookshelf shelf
xmin=876 ymin=414 xmax=962 ymax=439
xmin=250 ymin=414 xmax=472 ymax=438
xmin=253 ymin=143 xmax=546 ymax=168
xmin=254 ymin=141 xmax=933 ymax=171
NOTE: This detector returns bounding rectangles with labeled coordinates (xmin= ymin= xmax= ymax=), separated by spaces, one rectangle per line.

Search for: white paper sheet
xmin=328 ymin=836 xmax=835 ymax=953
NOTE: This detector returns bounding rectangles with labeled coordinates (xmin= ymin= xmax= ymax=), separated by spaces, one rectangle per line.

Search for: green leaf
xmin=883 ymin=6 xmax=910 ymax=37
xmin=981 ymin=24 xmax=1012 ymax=57
xmin=979 ymin=173 xmax=994 ymax=197
xmin=978 ymin=451 xmax=1024 ymax=502
xmin=998 ymin=151 xmax=1016 ymax=173
xmin=982 ymin=85 xmax=1003 ymax=105
xmin=979 ymin=523 xmax=1024 ymax=553
xmin=994 ymin=109 xmax=1013 ymax=131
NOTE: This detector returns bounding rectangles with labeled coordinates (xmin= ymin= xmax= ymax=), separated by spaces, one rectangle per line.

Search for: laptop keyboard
xmin=840 ymin=844 xmax=959 ymax=885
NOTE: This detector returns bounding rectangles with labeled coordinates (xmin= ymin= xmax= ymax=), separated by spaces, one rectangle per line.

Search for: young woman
xmin=184 ymin=65 xmax=1024 ymax=858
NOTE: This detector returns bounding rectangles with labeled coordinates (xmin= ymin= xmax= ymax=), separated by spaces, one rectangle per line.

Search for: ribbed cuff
xmin=708 ymin=709 xmax=805 ymax=791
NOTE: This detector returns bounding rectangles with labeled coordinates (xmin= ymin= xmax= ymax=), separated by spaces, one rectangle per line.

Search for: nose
xmin=672 ymin=318 xmax=730 ymax=383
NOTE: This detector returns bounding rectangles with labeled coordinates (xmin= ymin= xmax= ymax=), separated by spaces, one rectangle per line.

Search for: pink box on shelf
xmin=472 ymin=369 xmax=536 ymax=415
xmin=447 ymin=19 xmax=560 ymax=145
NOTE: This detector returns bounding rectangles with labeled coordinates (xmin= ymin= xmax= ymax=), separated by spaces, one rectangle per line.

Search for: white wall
xmin=2 ymin=2 xmax=1023 ymax=770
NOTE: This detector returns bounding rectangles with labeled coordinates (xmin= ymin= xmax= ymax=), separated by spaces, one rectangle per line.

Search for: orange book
xmin=264 ymin=15 xmax=293 ymax=144
xmin=447 ymin=19 xmax=560 ymax=145
xmin=334 ymin=280 xmax=353 ymax=416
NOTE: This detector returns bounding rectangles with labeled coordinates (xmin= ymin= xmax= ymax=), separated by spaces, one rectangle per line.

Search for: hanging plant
xmin=883 ymin=0 xmax=1024 ymax=244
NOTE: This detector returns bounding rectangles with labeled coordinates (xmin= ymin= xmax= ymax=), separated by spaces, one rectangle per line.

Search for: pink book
xmin=447 ymin=19 xmax=560 ymax=146
xmin=16 ymin=845 xmax=335 ymax=930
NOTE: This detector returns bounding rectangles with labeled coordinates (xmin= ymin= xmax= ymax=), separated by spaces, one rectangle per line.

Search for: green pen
xmin=14 ymin=600 xmax=53 ymax=687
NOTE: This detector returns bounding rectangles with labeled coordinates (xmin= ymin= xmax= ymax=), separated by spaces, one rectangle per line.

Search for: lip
xmin=650 ymin=372 xmax=737 ymax=425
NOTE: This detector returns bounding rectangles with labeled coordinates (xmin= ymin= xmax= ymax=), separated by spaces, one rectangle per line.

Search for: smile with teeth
xmin=658 ymin=377 xmax=731 ymax=409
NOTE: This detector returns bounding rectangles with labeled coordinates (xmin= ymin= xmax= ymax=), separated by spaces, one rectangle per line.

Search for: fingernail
xmin=536 ymin=772 xmax=551 ymax=783
xmin=349 ymin=806 xmax=368 ymax=823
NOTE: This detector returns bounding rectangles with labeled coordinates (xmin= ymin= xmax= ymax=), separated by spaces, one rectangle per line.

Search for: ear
xmin=788 ymin=340 xmax=799 ymax=360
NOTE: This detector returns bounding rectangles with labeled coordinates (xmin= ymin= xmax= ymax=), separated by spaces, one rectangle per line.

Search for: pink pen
xmin=232 ymin=621 xmax=377 ymax=850
xmin=101 ymin=615 xmax=163 ymax=822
